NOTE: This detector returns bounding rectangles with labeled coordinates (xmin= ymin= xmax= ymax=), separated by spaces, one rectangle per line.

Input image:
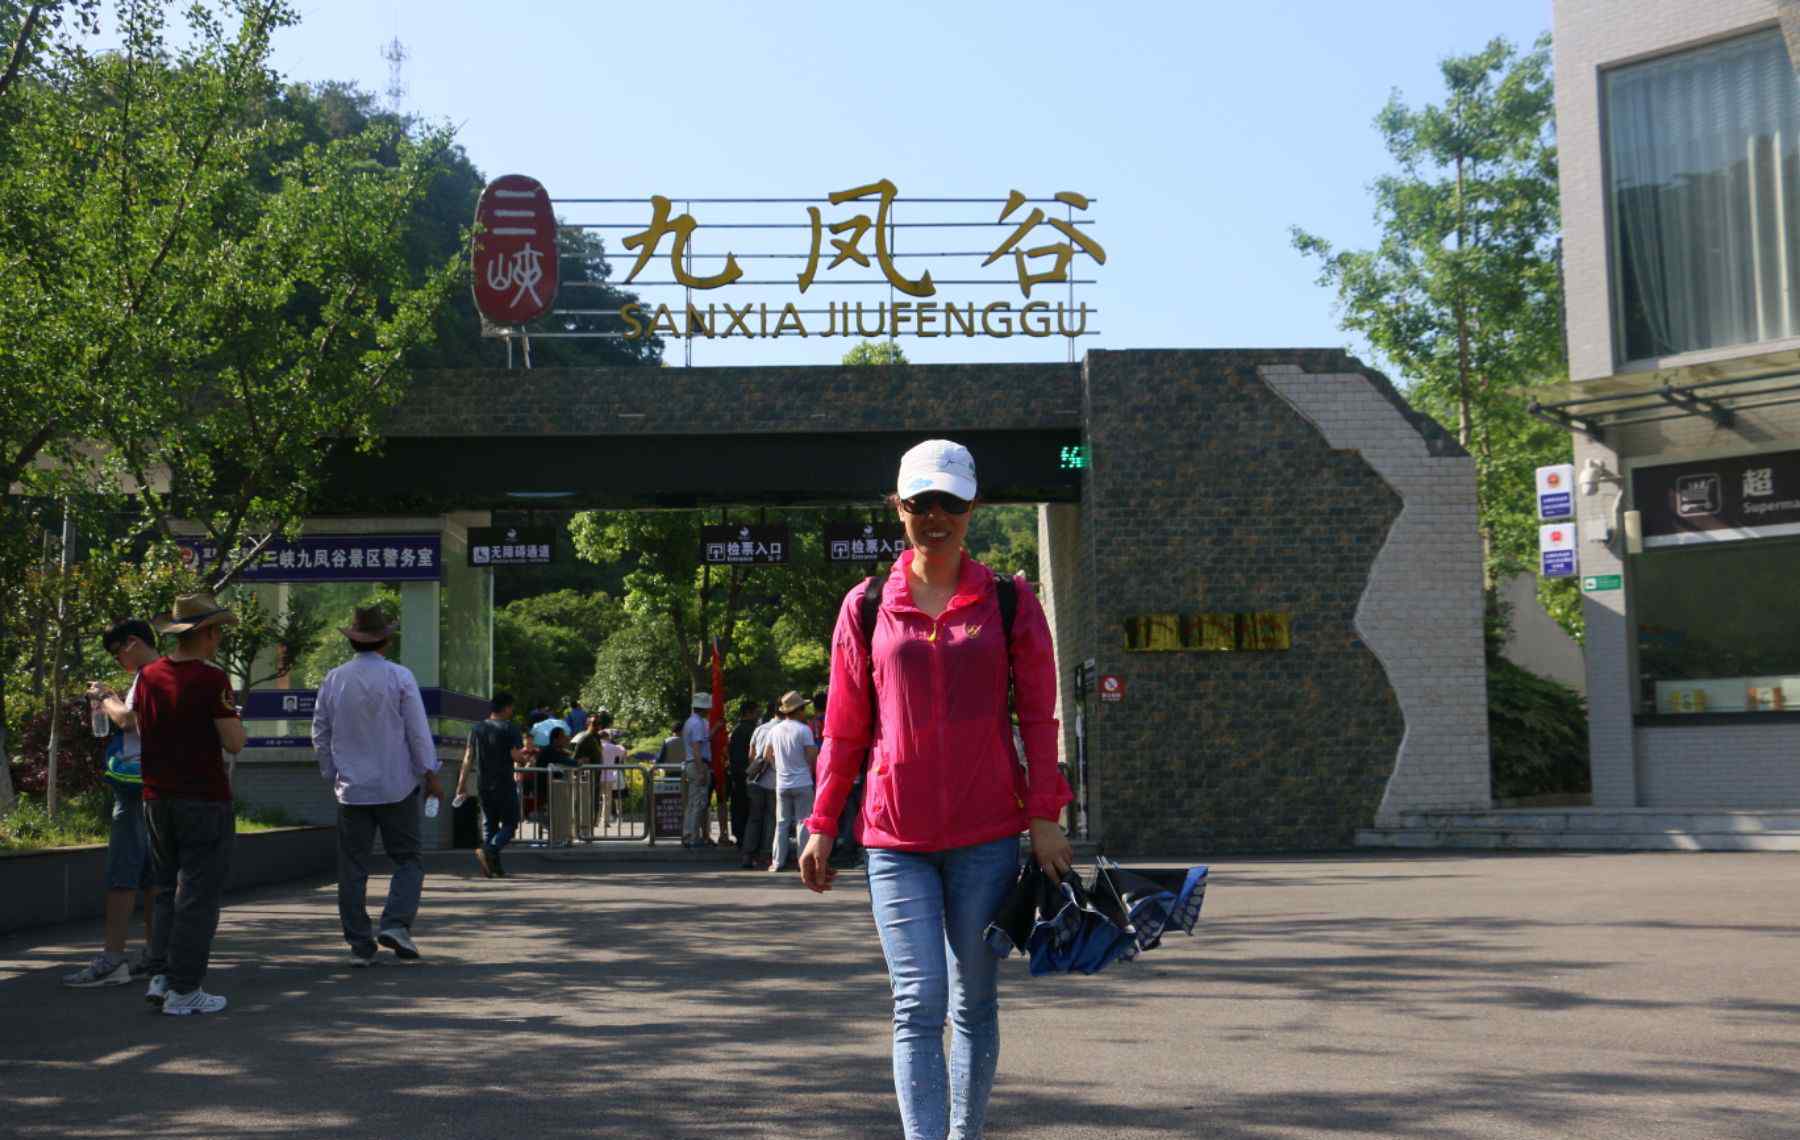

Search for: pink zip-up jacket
xmin=805 ymin=549 xmax=1072 ymax=852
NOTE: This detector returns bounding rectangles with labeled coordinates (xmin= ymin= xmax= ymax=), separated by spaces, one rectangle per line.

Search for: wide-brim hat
xmin=778 ymin=690 xmax=810 ymax=714
xmin=341 ymin=605 xmax=399 ymax=644
xmin=691 ymin=692 xmax=713 ymax=710
xmin=897 ymin=438 xmax=978 ymax=502
xmin=153 ymin=592 xmax=238 ymax=636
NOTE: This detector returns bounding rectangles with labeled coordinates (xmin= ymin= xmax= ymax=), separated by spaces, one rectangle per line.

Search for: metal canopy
xmin=1528 ymin=370 xmax=1800 ymax=441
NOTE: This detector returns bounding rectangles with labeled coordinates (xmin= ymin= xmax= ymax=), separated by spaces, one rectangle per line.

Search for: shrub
xmin=1488 ymin=655 xmax=1590 ymax=800
xmin=8 ymin=698 xmax=107 ymax=801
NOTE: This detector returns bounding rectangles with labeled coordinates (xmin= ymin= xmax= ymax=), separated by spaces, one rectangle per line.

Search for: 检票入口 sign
xmin=1632 ymin=449 xmax=1800 ymax=547
xmin=467 ymin=526 xmax=556 ymax=567
xmin=176 ymin=534 xmax=440 ymax=582
xmin=701 ymin=524 xmax=790 ymax=565
xmin=824 ymin=522 xmax=906 ymax=562
xmin=473 ymin=174 xmax=559 ymax=326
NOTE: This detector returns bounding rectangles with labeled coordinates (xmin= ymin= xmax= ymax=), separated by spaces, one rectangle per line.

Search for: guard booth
xmin=195 ymin=512 xmax=493 ymax=850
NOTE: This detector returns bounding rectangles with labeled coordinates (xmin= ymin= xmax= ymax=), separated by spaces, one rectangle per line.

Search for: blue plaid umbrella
xmin=985 ymin=859 xmax=1209 ymax=976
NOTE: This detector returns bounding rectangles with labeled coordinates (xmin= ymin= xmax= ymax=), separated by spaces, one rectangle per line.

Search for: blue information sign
xmin=177 ymin=534 xmax=441 ymax=582
xmin=1541 ymin=549 xmax=1576 ymax=578
xmin=1537 ymin=491 xmax=1572 ymax=519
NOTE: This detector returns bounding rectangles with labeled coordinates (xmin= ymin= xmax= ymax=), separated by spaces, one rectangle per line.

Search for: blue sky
xmin=266 ymin=0 xmax=1554 ymax=376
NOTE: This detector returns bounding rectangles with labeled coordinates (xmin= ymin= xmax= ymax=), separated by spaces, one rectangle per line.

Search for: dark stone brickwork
xmin=385 ymin=363 xmax=1082 ymax=437
xmin=1077 ymin=350 xmax=1407 ymax=853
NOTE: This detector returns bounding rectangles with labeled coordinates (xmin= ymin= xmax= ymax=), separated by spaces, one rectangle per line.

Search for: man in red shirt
xmin=134 ymin=593 xmax=246 ymax=1016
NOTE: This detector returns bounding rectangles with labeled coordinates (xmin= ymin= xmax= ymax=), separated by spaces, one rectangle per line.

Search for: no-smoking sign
xmin=1099 ymin=674 xmax=1124 ymax=703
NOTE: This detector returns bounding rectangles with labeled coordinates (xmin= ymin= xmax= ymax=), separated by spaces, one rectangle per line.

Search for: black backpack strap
xmin=996 ymin=573 xmax=1017 ymax=647
xmin=859 ymin=576 xmax=882 ymax=650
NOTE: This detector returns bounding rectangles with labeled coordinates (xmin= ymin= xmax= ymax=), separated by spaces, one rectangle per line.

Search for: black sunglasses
xmin=900 ymin=492 xmax=971 ymax=516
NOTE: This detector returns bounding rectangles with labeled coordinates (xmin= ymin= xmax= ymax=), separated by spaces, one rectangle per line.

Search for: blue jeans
xmin=866 ymin=836 xmax=1020 ymax=1140
xmin=480 ymin=784 xmax=519 ymax=856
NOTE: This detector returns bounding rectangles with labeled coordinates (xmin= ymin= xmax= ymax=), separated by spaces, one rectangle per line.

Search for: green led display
xmin=1059 ymin=445 xmax=1089 ymax=470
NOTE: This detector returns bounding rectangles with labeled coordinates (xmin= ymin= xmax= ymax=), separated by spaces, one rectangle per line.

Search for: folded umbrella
xmin=986 ymin=858 xmax=1211 ymax=976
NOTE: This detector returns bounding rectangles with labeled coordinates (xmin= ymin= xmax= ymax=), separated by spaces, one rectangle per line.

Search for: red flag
xmin=709 ymin=639 xmax=726 ymax=790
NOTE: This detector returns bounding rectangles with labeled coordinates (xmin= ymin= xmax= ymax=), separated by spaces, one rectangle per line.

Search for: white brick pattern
xmin=1260 ymin=366 xmax=1490 ymax=821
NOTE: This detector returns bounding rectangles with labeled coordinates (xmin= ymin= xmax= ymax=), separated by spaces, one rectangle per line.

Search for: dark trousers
xmin=481 ymin=783 xmax=520 ymax=856
xmin=833 ymin=777 xmax=865 ymax=864
xmin=742 ymin=783 xmax=776 ymax=864
xmin=143 ymin=798 xmax=234 ymax=993
xmin=337 ymin=791 xmax=424 ymax=955
xmin=728 ymin=771 xmax=749 ymax=850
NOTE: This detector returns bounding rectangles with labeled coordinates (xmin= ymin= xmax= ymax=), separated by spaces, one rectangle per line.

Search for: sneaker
xmin=62 ymin=954 xmax=131 ymax=988
xmin=348 ymin=951 xmax=380 ymax=968
xmin=377 ymin=928 xmax=419 ymax=960
xmin=127 ymin=950 xmax=153 ymax=979
xmin=144 ymin=974 xmax=170 ymax=1004
xmin=476 ymin=848 xmax=495 ymax=878
xmin=161 ymin=988 xmax=227 ymax=1016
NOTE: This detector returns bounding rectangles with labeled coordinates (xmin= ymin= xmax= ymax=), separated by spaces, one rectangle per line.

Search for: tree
xmin=1291 ymin=33 xmax=1577 ymax=629
xmin=841 ymin=340 xmax=908 ymax=367
xmin=0 ymin=1 xmax=461 ymax=809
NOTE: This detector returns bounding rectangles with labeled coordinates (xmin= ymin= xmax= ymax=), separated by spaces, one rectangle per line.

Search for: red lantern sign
xmin=472 ymin=174 xmax=559 ymax=325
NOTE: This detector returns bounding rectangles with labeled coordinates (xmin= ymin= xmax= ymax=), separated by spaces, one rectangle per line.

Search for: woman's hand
xmin=799 ymin=833 xmax=837 ymax=893
xmin=1029 ymin=818 xmax=1075 ymax=883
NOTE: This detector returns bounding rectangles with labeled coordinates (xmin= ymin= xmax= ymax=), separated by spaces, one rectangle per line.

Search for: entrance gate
xmin=243 ymin=348 xmax=1492 ymax=853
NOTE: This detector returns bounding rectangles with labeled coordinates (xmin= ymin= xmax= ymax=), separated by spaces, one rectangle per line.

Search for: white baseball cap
xmin=896 ymin=439 xmax=977 ymax=502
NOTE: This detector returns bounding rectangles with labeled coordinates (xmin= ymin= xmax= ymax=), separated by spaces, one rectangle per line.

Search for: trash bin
xmin=452 ymin=794 xmax=482 ymax=849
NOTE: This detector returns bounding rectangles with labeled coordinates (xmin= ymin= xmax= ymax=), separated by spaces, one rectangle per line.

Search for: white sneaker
xmin=161 ymin=988 xmax=227 ymax=1016
xmin=144 ymin=974 xmax=170 ymax=1004
xmin=348 ymin=952 xmax=380 ymax=968
xmin=377 ymin=928 xmax=419 ymax=960
xmin=62 ymin=955 xmax=131 ymax=988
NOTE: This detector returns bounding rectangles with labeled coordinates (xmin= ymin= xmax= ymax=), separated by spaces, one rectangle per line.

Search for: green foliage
xmin=841 ymin=340 xmax=908 ymax=366
xmin=495 ymin=589 xmax=617 ymax=711
xmin=1293 ymin=33 xmax=1577 ymax=628
xmin=0 ymin=789 xmax=303 ymax=852
xmin=1487 ymin=654 xmax=1590 ymax=801
xmin=966 ymin=504 xmax=1038 ymax=579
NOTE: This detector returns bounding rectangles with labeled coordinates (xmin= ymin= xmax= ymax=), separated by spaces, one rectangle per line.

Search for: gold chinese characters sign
xmin=613 ymin=180 xmax=1103 ymax=341
xmin=1123 ymin=613 xmax=1293 ymax=652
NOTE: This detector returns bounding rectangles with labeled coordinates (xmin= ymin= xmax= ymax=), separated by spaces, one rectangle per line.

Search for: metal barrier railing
xmin=510 ymin=763 xmax=653 ymax=846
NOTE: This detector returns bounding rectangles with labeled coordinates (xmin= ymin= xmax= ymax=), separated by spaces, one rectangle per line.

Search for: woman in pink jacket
xmin=801 ymin=438 xmax=1074 ymax=1140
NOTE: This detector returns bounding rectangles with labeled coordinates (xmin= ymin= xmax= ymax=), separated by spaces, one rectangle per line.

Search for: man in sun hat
xmin=680 ymin=692 xmax=714 ymax=847
xmin=312 ymin=605 xmax=442 ymax=966
xmin=134 ymin=592 xmax=246 ymax=1016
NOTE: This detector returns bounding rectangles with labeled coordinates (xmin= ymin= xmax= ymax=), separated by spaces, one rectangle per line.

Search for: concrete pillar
xmin=1573 ymin=434 xmax=1639 ymax=807
xmin=1036 ymin=503 xmax=1085 ymax=768
xmin=399 ymin=579 xmax=440 ymax=688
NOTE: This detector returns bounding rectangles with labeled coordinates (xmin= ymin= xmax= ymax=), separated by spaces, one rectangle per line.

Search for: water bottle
xmin=90 ymin=698 xmax=111 ymax=738
xmin=423 ymin=795 xmax=440 ymax=819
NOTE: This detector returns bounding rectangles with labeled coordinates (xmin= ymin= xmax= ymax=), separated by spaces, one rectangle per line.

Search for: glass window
xmin=1606 ymin=29 xmax=1800 ymax=362
xmin=1634 ymin=536 xmax=1800 ymax=713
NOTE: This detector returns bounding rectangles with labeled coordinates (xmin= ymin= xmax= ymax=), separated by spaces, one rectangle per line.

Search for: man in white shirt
xmin=680 ymin=693 xmax=714 ymax=847
xmin=764 ymin=691 xmax=819 ymax=873
xmin=312 ymin=606 xmax=442 ymax=966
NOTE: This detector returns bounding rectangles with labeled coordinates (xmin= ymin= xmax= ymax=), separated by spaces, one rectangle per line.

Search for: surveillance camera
xmin=1579 ymin=458 xmax=1607 ymax=495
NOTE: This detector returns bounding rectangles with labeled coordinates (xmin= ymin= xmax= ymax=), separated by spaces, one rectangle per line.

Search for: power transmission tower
xmin=380 ymin=36 xmax=408 ymax=115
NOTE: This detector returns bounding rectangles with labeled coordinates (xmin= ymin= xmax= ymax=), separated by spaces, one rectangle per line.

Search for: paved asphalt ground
xmin=0 ymin=849 xmax=1795 ymax=1139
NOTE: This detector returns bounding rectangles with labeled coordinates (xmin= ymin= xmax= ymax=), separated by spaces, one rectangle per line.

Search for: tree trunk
xmin=44 ymin=504 xmax=73 ymax=815
xmin=1454 ymin=153 xmax=1473 ymax=450
xmin=0 ymin=664 xmax=16 ymax=812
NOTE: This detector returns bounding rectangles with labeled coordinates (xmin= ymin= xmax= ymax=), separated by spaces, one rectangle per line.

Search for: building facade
xmin=1551 ymin=0 xmax=1800 ymax=808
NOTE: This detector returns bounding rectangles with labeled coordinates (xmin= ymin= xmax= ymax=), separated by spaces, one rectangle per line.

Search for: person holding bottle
xmin=312 ymin=605 xmax=442 ymax=966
